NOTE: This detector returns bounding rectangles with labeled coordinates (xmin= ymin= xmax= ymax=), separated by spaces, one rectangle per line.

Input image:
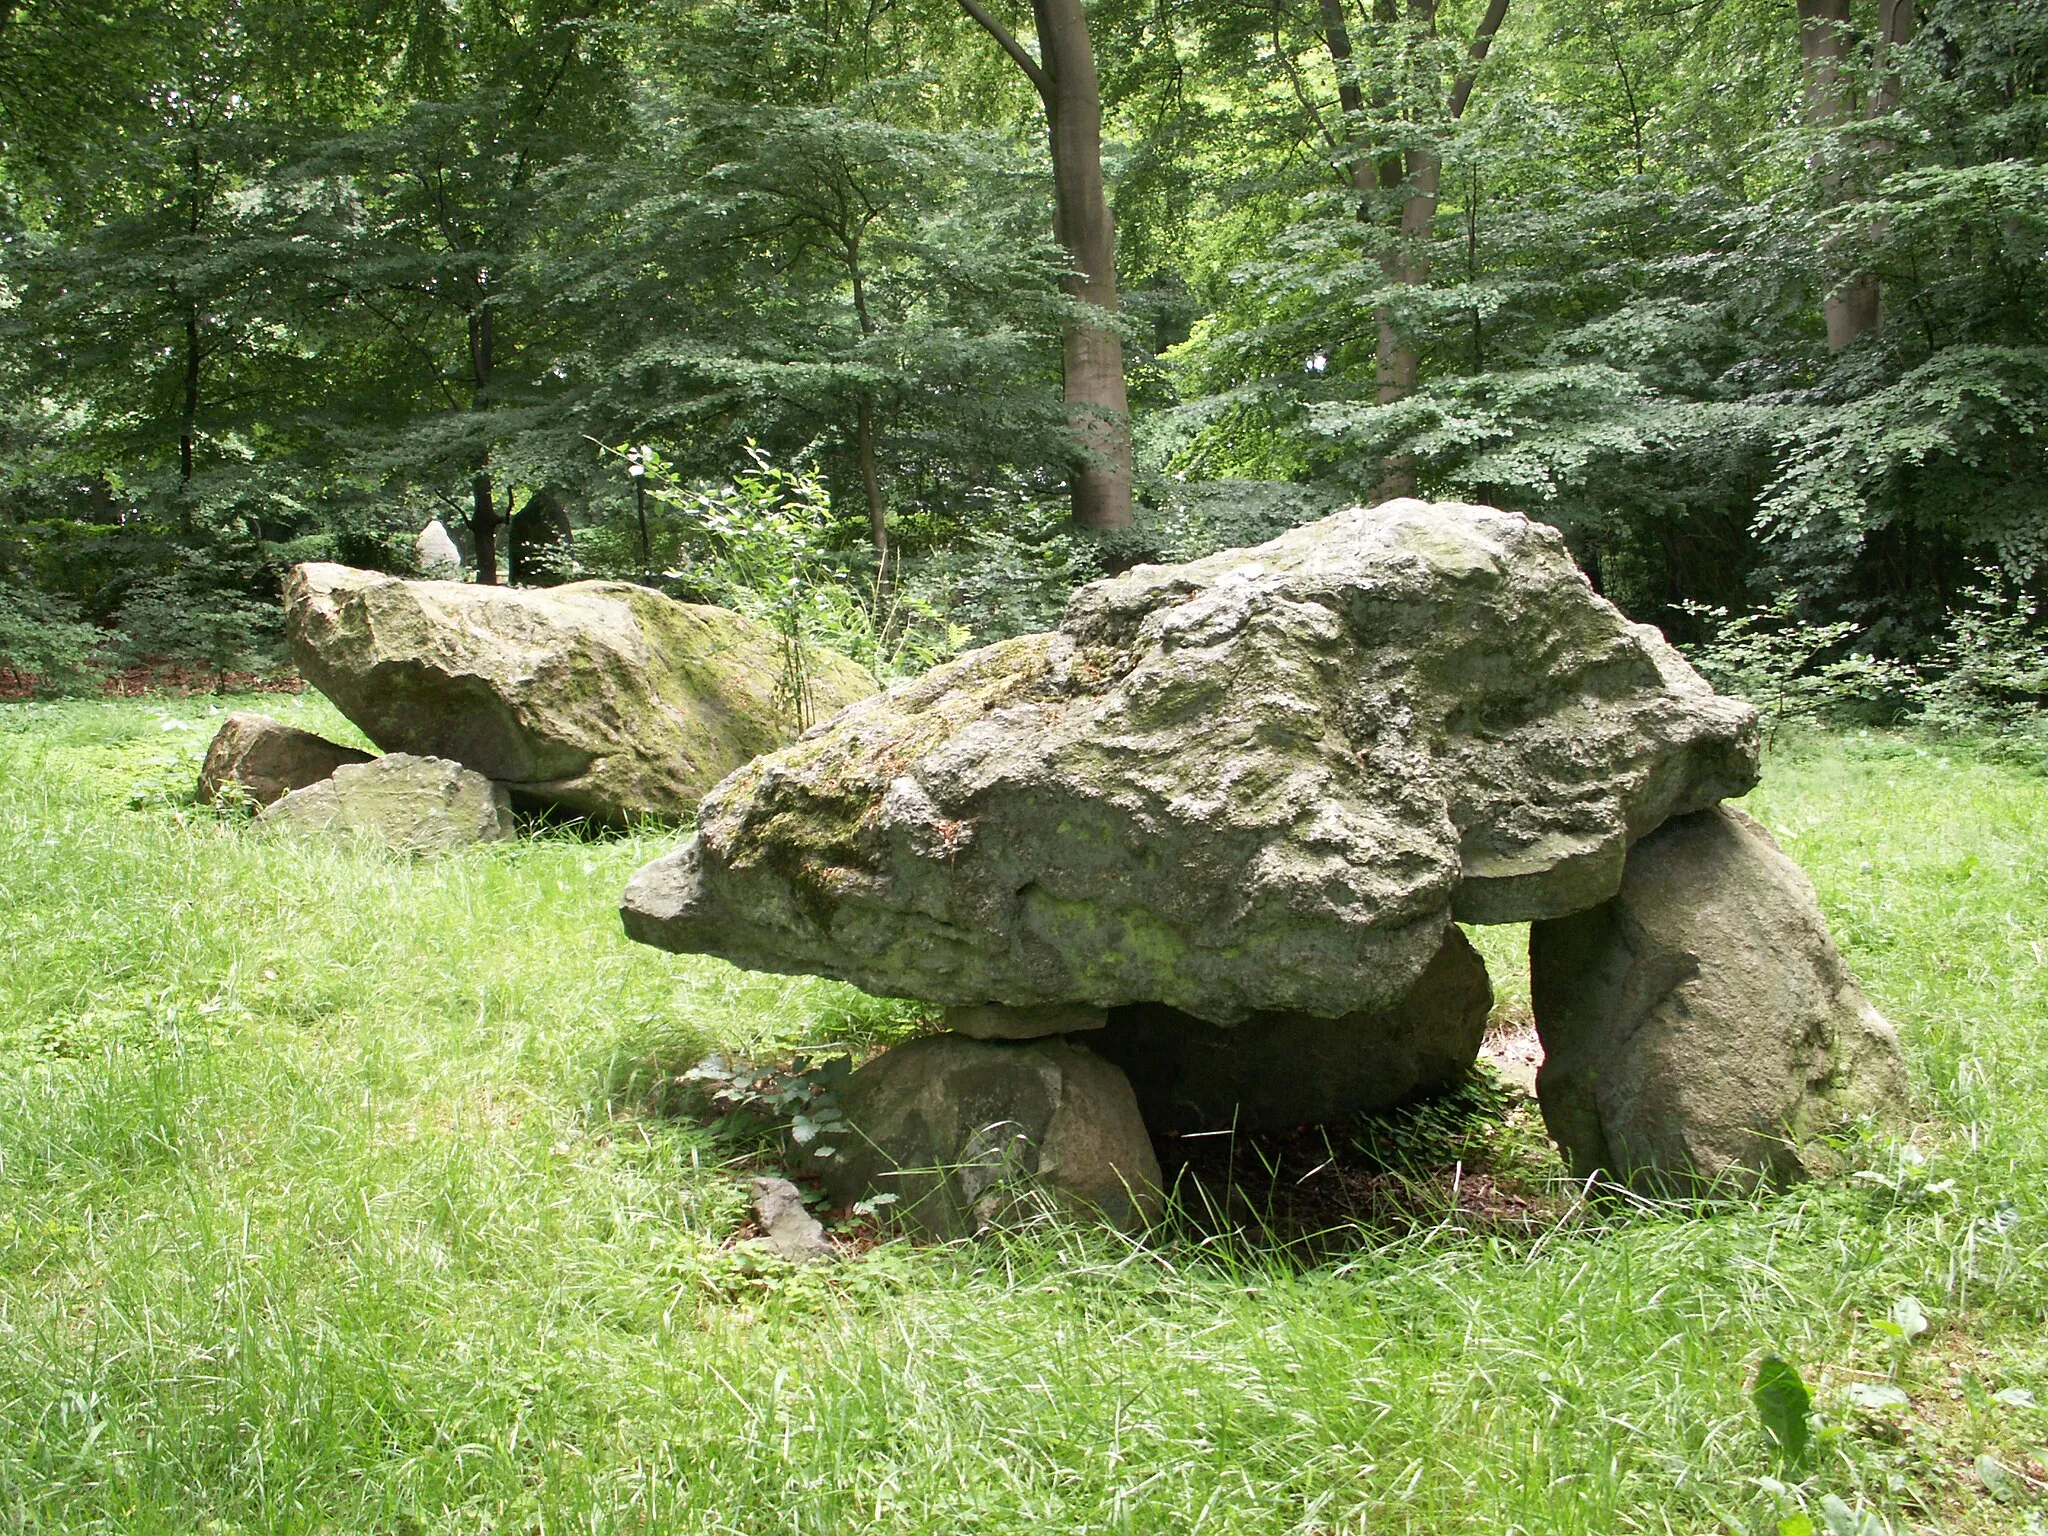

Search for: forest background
xmin=0 ymin=0 xmax=2042 ymax=712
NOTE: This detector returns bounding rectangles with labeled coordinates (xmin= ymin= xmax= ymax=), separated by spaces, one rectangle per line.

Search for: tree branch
xmin=955 ymin=0 xmax=1052 ymax=101
xmin=1447 ymin=0 xmax=1510 ymax=120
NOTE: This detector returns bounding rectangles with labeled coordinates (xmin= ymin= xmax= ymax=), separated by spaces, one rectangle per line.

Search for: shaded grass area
xmin=3 ymin=700 xmax=2047 ymax=1532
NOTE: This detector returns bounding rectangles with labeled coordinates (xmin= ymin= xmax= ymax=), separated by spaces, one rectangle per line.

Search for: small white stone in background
xmin=416 ymin=519 xmax=462 ymax=578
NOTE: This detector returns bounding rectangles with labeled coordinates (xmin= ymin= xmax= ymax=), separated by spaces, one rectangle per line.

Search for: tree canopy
xmin=2 ymin=0 xmax=2043 ymax=684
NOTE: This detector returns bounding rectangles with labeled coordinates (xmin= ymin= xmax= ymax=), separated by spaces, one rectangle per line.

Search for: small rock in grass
xmin=744 ymin=1176 xmax=834 ymax=1264
xmin=797 ymin=1035 xmax=1161 ymax=1241
xmin=258 ymin=753 xmax=514 ymax=854
xmin=196 ymin=712 xmax=372 ymax=808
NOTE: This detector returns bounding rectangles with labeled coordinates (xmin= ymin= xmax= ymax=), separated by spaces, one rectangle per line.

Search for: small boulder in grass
xmin=744 ymin=1176 xmax=835 ymax=1264
xmin=197 ymin=712 xmax=372 ymax=808
xmin=795 ymin=1034 xmax=1162 ymax=1241
xmin=258 ymin=752 xmax=514 ymax=854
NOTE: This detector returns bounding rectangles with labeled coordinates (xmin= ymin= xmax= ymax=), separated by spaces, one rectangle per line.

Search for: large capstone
xmin=799 ymin=1034 xmax=1162 ymax=1240
xmin=285 ymin=563 xmax=876 ymax=825
xmin=196 ymin=711 xmax=372 ymax=807
xmin=1091 ymin=926 xmax=1493 ymax=1138
xmin=1530 ymin=805 xmax=1908 ymax=1195
xmin=623 ymin=501 xmax=1757 ymax=1023
xmin=257 ymin=752 xmax=515 ymax=854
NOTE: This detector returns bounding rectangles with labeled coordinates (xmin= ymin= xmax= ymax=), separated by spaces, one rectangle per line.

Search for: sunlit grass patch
xmin=3 ymin=696 xmax=2047 ymax=1533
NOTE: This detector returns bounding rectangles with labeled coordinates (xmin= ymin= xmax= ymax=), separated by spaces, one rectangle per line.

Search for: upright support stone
xmin=1091 ymin=926 xmax=1493 ymax=1137
xmin=1530 ymin=805 xmax=1908 ymax=1195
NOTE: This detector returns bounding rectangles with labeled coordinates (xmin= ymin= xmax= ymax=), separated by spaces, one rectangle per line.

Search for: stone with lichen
xmin=258 ymin=752 xmax=514 ymax=854
xmin=1530 ymin=805 xmax=1908 ymax=1195
xmin=196 ymin=711 xmax=371 ymax=808
xmin=622 ymin=500 xmax=1759 ymax=1024
xmin=285 ymin=563 xmax=876 ymax=825
xmin=797 ymin=1035 xmax=1162 ymax=1240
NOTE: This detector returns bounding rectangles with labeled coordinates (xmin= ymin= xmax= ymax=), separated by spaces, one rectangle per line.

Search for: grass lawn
xmin=3 ymin=694 xmax=2047 ymax=1534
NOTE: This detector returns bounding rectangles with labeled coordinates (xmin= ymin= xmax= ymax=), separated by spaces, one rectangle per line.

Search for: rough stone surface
xmin=623 ymin=500 xmax=1758 ymax=1023
xmin=258 ymin=752 xmax=515 ymax=854
xmin=416 ymin=520 xmax=461 ymax=578
xmin=196 ymin=712 xmax=372 ymax=807
xmin=799 ymin=1035 xmax=1162 ymax=1240
xmin=285 ymin=563 xmax=876 ymax=824
xmin=1092 ymin=926 xmax=1494 ymax=1137
xmin=1530 ymin=805 xmax=1909 ymax=1195
xmin=943 ymin=1002 xmax=1107 ymax=1040
xmin=745 ymin=1176 xmax=834 ymax=1263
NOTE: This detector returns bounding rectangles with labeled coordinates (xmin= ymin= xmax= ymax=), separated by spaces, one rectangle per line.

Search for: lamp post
xmin=628 ymin=451 xmax=650 ymax=584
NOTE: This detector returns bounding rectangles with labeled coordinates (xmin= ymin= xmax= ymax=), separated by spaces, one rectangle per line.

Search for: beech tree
xmin=956 ymin=0 xmax=1134 ymax=530
xmin=1798 ymin=0 xmax=1917 ymax=350
xmin=1312 ymin=0 xmax=1509 ymax=496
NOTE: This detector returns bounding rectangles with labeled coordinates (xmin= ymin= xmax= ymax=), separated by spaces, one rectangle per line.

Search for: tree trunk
xmin=1324 ymin=0 xmax=1507 ymax=500
xmin=1797 ymin=0 xmax=1852 ymax=127
xmin=180 ymin=304 xmax=200 ymax=486
xmin=958 ymin=0 xmax=1134 ymax=530
xmin=178 ymin=143 xmax=205 ymax=501
xmin=468 ymin=304 xmax=499 ymax=582
xmin=472 ymin=474 xmax=501 ymax=584
xmin=1824 ymin=0 xmax=1915 ymax=348
xmin=857 ymin=398 xmax=891 ymax=598
xmin=845 ymin=247 xmax=893 ymax=593
xmin=1798 ymin=0 xmax=1869 ymax=349
xmin=1034 ymin=0 xmax=1134 ymax=531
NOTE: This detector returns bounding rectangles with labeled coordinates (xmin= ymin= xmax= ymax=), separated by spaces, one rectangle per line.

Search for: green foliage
xmin=1681 ymin=597 xmax=1906 ymax=740
xmin=1 ymin=0 xmax=2044 ymax=705
xmin=679 ymin=1050 xmax=853 ymax=1158
xmin=1908 ymin=578 xmax=2048 ymax=739
xmin=1683 ymin=578 xmax=2048 ymax=747
xmin=1753 ymin=1355 xmax=1814 ymax=1470
xmin=0 ymin=580 xmax=101 ymax=693
xmin=624 ymin=442 xmax=959 ymax=704
xmin=640 ymin=444 xmax=855 ymax=726
xmin=105 ymin=571 xmax=282 ymax=683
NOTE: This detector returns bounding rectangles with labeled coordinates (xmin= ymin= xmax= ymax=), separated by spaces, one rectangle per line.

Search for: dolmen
xmin=196 ymin=562 xmax=877 ymax=852
xmin=278 ymin=563 xmax=876 ymax=825
xmin=617 ymin=498 xmax=1905 ymax=1228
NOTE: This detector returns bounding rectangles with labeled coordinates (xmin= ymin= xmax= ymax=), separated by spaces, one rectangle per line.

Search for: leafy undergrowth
xmin=3 ymin=698 xmax=2048 ymax=1534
